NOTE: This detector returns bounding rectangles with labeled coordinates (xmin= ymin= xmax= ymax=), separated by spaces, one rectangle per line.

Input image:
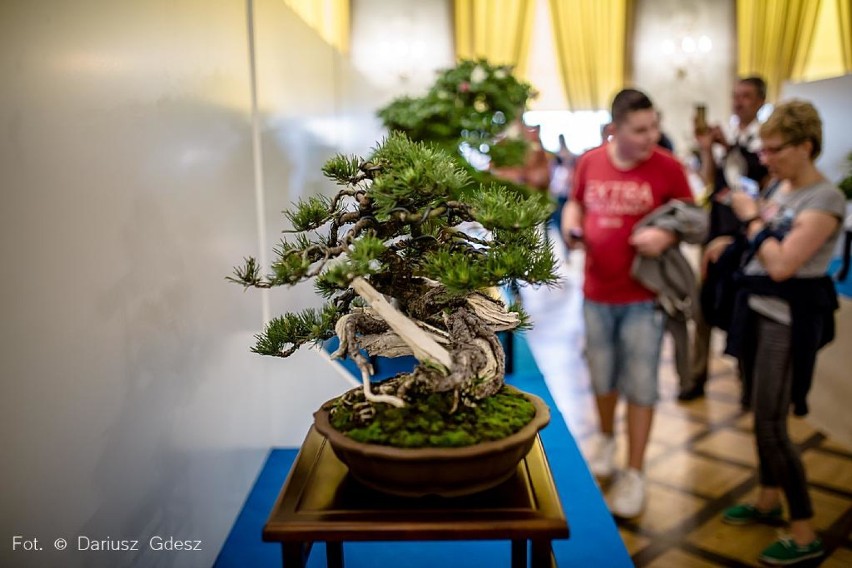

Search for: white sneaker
xmin=609 ymin=468 xmax=646 ymax=519
xmin=587 ymin=433 xmax=616 ymax=478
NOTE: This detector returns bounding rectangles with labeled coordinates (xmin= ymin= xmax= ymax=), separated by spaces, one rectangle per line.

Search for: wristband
xmin=749 ymin=227 xmax=777 ymax=253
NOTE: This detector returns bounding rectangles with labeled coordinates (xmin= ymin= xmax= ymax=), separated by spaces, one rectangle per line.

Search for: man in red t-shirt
xmin=561 ymin=89 xmax=693 ymax=519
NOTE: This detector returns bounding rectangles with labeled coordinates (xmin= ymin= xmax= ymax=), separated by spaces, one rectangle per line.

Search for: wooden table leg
xmin=530 ymin=539 xmax=554 ymax=568
xmin=326 ymin=541 xmax=344 ymax=568
xmin=282 ymin=542 xmax=308 ymax=567
xmin=511 ymin=539 xmax=527 ymax=568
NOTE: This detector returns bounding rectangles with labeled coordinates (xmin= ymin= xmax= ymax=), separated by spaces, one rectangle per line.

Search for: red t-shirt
xmin=572 ymin=145 xmax=693 ymax=304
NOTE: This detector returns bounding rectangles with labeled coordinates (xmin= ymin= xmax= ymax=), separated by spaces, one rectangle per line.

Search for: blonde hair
xmin=760 ymin=99 xmax=822 ymax=159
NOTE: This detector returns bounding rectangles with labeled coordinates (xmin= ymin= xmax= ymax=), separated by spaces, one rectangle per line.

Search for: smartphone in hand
xmin=739 ymin=176 xmax=760 ymax=199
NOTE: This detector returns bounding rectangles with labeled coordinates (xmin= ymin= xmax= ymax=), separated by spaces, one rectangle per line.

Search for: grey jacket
xmin=631 ymin=201 xmax=709 ymax=320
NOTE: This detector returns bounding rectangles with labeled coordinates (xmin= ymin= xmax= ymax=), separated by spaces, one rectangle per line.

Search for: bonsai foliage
xmin=377 ymin=58 xmax=536 ymax=174
xmin=839 ymin=151 xmax=852 ymax=200
xmin=230 ymin=133 xmax=557 ymax=418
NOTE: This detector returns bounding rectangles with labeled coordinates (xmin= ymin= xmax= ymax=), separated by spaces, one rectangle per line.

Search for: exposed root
xmin=333 ymin=310 xmax=405 ymax=408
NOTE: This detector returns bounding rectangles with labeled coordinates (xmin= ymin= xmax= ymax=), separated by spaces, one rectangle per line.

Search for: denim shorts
xmin=583 ymin=299 xmax=665 ymax=406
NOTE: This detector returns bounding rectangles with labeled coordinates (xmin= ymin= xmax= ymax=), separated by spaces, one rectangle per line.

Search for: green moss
xmin=328 ymin=386 xmax=536 ymax=448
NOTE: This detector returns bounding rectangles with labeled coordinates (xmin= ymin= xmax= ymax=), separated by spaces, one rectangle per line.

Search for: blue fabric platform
xmin=829 ymin=257 xmax=852 ymax=299
xmin=214 ymin=334 xmax=630 ymax=567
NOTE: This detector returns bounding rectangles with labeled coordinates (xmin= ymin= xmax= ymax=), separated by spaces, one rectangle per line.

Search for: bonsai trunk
xmin=334 ymin=277 xmax=507 ymax=409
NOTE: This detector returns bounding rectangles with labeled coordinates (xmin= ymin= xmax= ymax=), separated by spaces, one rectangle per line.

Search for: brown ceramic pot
xmin=313 ymin=386 xmax=550 ymax=497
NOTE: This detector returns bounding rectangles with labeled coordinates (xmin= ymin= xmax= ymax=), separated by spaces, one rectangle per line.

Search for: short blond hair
xmin=760 ymin=100 xmax=822 ymax=159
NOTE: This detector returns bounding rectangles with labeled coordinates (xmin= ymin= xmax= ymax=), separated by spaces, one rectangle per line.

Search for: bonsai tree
xmin=377 ymin=59 xmax=544 ymax=195
xmin=229 ymin=133 xmax=558 ymax=446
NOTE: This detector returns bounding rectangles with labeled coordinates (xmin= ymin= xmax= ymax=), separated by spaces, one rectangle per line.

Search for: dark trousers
xmin=689 ymin=296 xmax=711 ymax=387
xmin=752 ymin=313 xmax=813 ymax=520
xmin=666 ymin=316 xmax=691 ymax=389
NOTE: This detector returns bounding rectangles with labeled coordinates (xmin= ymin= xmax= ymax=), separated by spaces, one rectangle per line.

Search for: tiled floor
xmin=520 ymin=234 xmax=852 ymax=567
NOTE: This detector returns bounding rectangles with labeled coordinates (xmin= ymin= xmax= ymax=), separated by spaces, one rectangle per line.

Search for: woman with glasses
xmin=708 ymin=100 xmax=846 ymax=566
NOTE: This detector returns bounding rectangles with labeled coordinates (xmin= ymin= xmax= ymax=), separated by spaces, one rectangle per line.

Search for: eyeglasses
xmin=758 ymin=141 xmax=795 ymax=157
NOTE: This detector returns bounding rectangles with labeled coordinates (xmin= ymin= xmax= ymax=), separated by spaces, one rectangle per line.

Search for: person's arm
xmin=696 ymin=125 xmax=727 ymax=188
xmin=630 ymin=160 xmax=696 ymax=257
xmin=731 ymin=192 xmax=840 ymax=281
xmin=696 ymin=132 xmax=716 ymax=189
xmin=702 ymin=235 xmax=735 ymax=277
xmin=561 ymin=154 xmax=586 ymax=248
xmin=630 ymin=227 xmax=676 ymax=256
xmin=561 ymin=199 xmax=584 ymax=249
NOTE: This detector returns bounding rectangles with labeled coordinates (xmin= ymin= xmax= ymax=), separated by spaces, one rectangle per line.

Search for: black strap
xmin=746 ymin=227 xmax=782 ymax=265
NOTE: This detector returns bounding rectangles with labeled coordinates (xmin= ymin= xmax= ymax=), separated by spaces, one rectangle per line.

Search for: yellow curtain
xmin=800 ymin=0 xmax=848 ymax=81
xmin=548 ymin=0 xmax=631 ymax=111
xmin=839 ymin=0 xmax=852 ymax=71
xmin=283 ymin=0 xmax=350 ymax=55
xmin=737 ymin=0 xmax=821 ymax=101
xmin=454 ymin=0 xmax=536 ymax=78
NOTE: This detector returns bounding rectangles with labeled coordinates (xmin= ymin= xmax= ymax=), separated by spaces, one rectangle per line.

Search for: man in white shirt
xmin=701 ymin=77 xmax=770 ymax=198
xmin=680 ymin=76 xmax=770 ymax=401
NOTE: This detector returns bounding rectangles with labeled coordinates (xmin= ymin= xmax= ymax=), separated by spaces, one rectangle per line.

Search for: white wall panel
xmin=0 ymin=0 xmax=390 ymax=566
xmin=350 ymin=0 xmax=455 ymax=107
xmin=782 ymin=73 xmax=852 ymax=184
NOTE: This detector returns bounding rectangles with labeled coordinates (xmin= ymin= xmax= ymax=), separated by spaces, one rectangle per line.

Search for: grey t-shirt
xmin=744 ymin=179 xmax=846 ymax=324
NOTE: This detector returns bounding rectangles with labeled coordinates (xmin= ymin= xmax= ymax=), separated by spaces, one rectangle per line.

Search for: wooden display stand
xmin=263 ymin=428 xmax=569 ymax=568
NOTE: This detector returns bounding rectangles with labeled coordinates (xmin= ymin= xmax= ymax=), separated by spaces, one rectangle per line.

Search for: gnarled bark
xmin=336 ymin=277 xmax=512 ymax=411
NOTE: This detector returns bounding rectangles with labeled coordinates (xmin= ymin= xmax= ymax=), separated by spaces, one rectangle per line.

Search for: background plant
xmin=377 ymin=59 xmax=543 ymax=196
xmin=839 ymin=151 xmax=852 ymax=200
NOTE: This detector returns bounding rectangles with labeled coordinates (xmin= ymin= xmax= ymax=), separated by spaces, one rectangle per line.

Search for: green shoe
xmin=722 ymin=503 xmax=783 ymax=525
xmin=759 ymin=535 xmax=823 ymax=566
